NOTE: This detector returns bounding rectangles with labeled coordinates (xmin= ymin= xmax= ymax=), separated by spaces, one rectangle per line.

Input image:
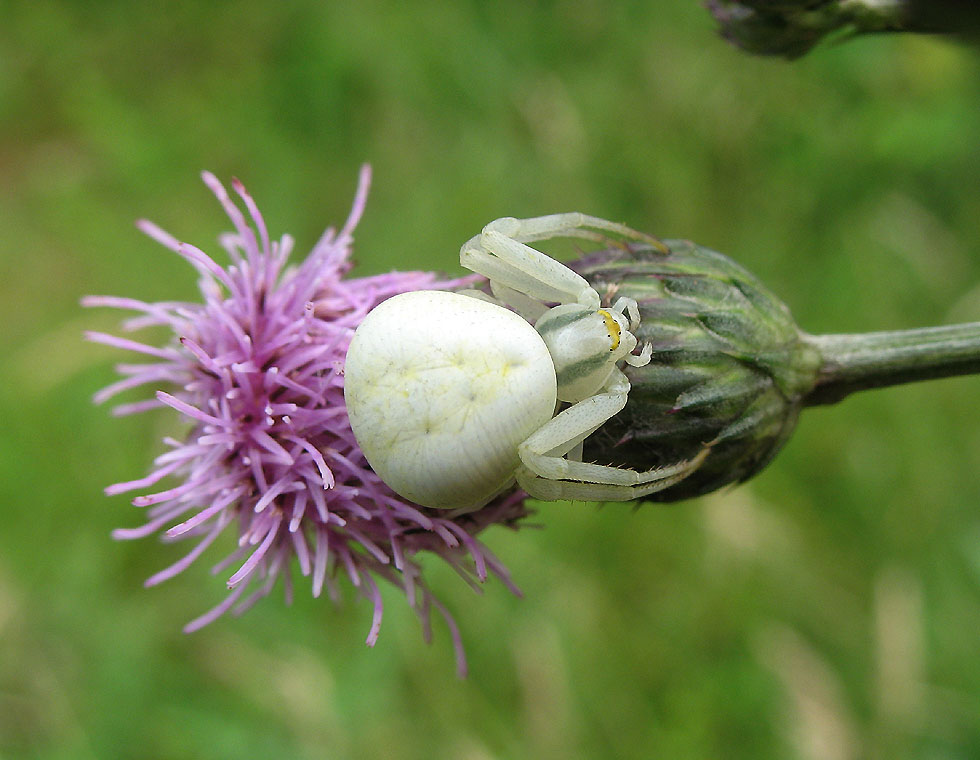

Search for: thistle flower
xmin=85 ymin=167 xmax=527 ymax=676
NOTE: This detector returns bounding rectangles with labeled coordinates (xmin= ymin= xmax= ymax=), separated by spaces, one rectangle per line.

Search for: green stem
xmin=802 ymin=322 xmax=980 ymax=406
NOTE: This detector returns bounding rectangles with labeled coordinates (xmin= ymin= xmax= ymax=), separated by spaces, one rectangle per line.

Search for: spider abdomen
xmin=344 ymin=290 xmax=557 ymax=510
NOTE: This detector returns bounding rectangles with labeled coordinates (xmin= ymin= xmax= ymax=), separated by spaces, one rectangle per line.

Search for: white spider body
xmin=344 ymin=290 xmax=557 ymax=511
xmin=344 ymin=214 xmax=708 ymax=510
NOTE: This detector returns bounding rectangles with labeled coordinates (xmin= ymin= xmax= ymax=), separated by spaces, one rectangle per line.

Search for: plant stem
xmin=802 ymin=323 xmax=980 ymax=406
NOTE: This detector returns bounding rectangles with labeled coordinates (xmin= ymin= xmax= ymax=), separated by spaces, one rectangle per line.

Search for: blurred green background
xmin=2 ymin=1 xmax=980 ymax=758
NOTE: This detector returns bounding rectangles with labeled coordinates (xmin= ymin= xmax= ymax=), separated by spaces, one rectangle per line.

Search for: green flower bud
xmin=572 ymin=237 xmax=980 ymax=502
xmin=573 ymin=240 xmax=821 ymax=501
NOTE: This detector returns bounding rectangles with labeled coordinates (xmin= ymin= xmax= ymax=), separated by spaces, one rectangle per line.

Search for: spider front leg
xmin=460 ymin=227 xmax=598 ymax=308
xmin=484 ymin=213 xmax=667 ymax=251
xmin=460 ymin=213 xmax=666 ymax=309
xmin=515 ymin=368 xmax=708 ymax=502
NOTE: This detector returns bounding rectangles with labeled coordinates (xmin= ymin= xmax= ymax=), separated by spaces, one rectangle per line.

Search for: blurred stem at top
xmin=573 ymin=240 xmax=980 ymax=501
xmin=706 ymin=0 xmax=980 ymax=58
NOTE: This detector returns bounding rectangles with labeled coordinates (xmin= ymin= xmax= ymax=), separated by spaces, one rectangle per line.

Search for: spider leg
xmin=460 ymin=231 xmax=598 ymax=307
xmin=489 ymin=280 xmax=549 ymax=323
xmin=461 ymin=213 xmax=667 ymax=309
xmin=516 ymin=367 xmax=708 ymax=497
xmin=456 ymin=283 xmax=549 ymax=323
xmin=516 ymin=454 xmax=706 ymax=502
xmin=485 ymin=213 xmax=668 ymax=252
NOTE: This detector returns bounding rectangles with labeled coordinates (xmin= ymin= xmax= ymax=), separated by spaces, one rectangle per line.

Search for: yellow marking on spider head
xmin=597 ymin=309 xmax=621 ymax=351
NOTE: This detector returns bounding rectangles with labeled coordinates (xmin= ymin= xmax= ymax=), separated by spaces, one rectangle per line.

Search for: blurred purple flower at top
xmin=84 ymin=167 xmax=528 ymax=676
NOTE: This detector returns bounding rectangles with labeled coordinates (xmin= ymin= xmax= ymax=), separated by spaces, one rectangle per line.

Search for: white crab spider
xmin=343 ymin=213 xmax=707 ymax=511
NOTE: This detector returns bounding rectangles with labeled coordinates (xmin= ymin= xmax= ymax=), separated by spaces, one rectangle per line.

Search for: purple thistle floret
xmin=84 ymin=167 xmax=528 ymax=676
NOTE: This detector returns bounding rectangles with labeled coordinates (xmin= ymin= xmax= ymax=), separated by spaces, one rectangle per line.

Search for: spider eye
xmin=597 ymin=309 xmax=621 ymax=351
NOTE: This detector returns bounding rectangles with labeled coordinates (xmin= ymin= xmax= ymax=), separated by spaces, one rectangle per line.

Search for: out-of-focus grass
xmin=1 ymin=1 xmax=979 ymax=758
